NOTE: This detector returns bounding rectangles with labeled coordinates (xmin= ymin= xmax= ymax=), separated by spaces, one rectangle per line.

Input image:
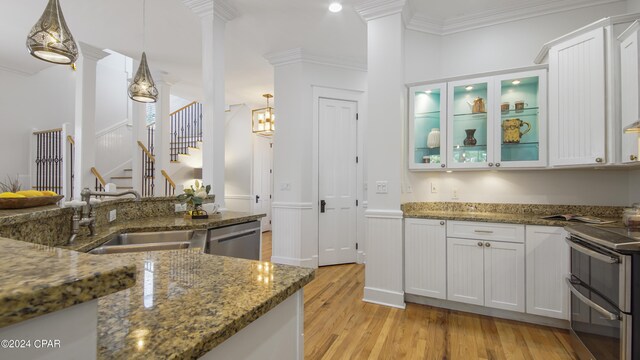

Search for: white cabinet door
xmin=408 ymin=83 xmax=448 ymax=170
xmin=620 ymin=27 xmax=640 ymax=164
xmin=447 ymin=237 xmax=484 ymax=306
xmin=525 ymin=226 xmax=570 ymax=320
xmin=404 ymin=219 xmax=447 ymax=299
xmin=549 ymin=27 xmax=606 ymax=166
xmin=484 ymin=241 xmax=525 ymax=312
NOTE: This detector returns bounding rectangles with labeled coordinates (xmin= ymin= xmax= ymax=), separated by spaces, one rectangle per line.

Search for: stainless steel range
xmin=565 ymin=224 xmax=640 ymax=360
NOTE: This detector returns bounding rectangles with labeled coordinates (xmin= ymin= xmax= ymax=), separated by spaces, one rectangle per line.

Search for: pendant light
xmin=128 ymin=0 xmax=158 ymax=103
xmin=252 ymin=94 xmax=275 ymax=135
xmin=26 ymin=0 xmax=78 ymax=64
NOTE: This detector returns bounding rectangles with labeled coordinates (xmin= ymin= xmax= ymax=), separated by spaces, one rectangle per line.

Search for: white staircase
xmin=108 ymin=168 xmax=133 ymax=190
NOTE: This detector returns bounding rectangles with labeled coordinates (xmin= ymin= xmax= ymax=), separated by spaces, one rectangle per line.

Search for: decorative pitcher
xmin=467 ymin=97 xmax=486 ymax=113
xmin=502 ymin=118 xmax=531 ymax=143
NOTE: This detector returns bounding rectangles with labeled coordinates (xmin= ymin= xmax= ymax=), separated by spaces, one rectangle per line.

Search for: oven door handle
xmin=565 ymin=237 xmax=619 ymax=264
xmin=565 ymin=278 xmax=620 ymax=321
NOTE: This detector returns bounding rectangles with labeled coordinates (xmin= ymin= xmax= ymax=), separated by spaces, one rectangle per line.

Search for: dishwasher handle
xmin=209 ymin=228 xmax=260 ymax=243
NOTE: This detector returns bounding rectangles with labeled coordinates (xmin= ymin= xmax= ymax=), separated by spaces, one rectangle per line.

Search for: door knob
xmin=320 ymin=200 xmax=326 ymax=213
xmin=631 ymin=155 xmax=638 ymax=161
xmin=255 ymin=195 xmax=260 ymax=203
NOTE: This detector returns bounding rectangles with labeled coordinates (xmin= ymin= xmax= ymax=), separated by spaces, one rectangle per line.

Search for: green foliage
xmin=177 ymin=180 xmax=211 ymax=210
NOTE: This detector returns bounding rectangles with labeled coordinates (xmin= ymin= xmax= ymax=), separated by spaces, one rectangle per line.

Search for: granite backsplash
xmin=401 ymin=202 xmax=625 ymax=218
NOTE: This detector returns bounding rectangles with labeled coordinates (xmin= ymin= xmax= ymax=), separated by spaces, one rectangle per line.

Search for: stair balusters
xmin=170 ymin=102 xmax=202 ymax=162
xmin=33 ymin=128 xmax=63 ymax=194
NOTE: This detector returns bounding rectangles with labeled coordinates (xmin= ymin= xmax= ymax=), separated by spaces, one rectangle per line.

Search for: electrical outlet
xmin=406 ymin=184 xmax=413 ymax=193
xmin=280 ymin=183 xmax=291 ymax=191
xmin=430 ymin=182 xmax=438 ymax=193
xmin=175 ymin=203 xmax=187 ymax=212
xmin=109 ymin=210 xmax=117 ymax=223
xmin=375 ymin=181 xmax=388 ymax=194
xmin=452 ymin=187 xmax=459 ymax=200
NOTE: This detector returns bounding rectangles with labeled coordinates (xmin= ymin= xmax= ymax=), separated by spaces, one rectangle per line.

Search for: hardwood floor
xmin=261 ymin=232 xmax=578 ymax=360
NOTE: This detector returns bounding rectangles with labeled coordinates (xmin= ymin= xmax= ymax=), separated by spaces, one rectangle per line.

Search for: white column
xmin=183 ymin=0 xmax=238 ymax=207
xmin=129 ymin=58 xmax=146 ymax=195
xmin=355 ymin=0 xmax=408 ymax=309
xmin=73 ymin=42 xmax=109 ymax=199
xmin=154 ymin=75 xmax=172 ymax=196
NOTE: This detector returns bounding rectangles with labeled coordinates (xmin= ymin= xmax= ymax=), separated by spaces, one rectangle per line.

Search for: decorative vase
xmin=427 ymin=128 xmax=440 ymax=148
xmin=463 ymin=129 xmax=477 ymax=146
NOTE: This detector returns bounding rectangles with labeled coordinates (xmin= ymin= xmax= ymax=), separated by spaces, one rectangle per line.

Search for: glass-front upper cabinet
xmin=408 ymin=83 xmax=447 ymax=170
xmin=447 ymin=77 xmax=494 ymax=169
xmin=493 ymin=69 xmax=547 ymax=168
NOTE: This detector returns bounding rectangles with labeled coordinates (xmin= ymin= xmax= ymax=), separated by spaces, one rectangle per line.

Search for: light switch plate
xmin=109 ymin=210 xmax=117 ymax=223
xmin=375 ymin=181 xmax=388 ymax=194
xmin=430 ymin=182 xmax=437 ymax=193
xmin=280 ymin=183 xmax=291 ymax=191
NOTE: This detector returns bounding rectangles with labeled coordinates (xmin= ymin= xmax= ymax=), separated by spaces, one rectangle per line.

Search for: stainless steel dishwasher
xmin=207 ymin=221 xmax=261 ymax=260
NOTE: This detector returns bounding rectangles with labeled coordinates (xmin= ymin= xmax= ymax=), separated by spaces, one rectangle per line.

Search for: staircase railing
xmin=170 ymin=102 xmax=202 ymax=162
xmin=67 ymin=135 xmax=75 ymax=199
xmin=161 ymin=170 xmax=176 ymax=196
xmin=32 ymin=128 xmax=64 ymax=193
xmin=137 ymin=141 xmax=155 ymax=197
xmin=91 ymin=167 xmax=106 ymax=192
xmin=147 ymin=122 xmax=155 ymax=156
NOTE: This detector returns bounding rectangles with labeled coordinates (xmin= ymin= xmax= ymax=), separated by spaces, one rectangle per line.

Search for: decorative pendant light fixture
xmin=26 ymin=0 xmax=78 ymax=64
xmin=128 ymin=0 xmax=158 ymax=103
xmin=252 ymin=94 xmax=275 ymax=135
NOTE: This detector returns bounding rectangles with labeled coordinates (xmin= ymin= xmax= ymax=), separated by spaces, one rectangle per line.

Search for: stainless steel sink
xmin=89 ymin=230 xmax=208 ymax=255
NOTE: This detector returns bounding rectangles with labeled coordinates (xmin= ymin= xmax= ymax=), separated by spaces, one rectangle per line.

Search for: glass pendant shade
xmin=26 ymin=0 xmax=78 ymax=64
xmin=128 ymin=52 xmax=158 ymax=103
xmin=252 ymin=94 xmax=275 ymax=135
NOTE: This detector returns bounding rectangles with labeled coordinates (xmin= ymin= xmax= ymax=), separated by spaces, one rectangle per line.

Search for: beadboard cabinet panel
xmin=404 ymin=219 xmax=447 ymax=299
xmin=620 ymin=24 xmax=640 ymax=164
xmin=526 ymin=226 xmax=570 ymax=320
xmin=549 ymin=27 xmax=606 ymax=166
xmin=484 ymin=241 xmax=525 ymax=312
xmin=447 ymin=237 xmax=484 ymax=306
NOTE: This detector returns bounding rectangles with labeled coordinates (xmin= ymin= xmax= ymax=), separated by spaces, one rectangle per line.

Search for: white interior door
xmin=318 ymin=98 xmax=357 ymax=266
xmin=253 ymin=136 xmax=272 ymax=231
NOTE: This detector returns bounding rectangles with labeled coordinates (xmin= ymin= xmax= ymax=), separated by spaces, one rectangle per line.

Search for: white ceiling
xmin=0 ymin=0 xmax=624 ymax=107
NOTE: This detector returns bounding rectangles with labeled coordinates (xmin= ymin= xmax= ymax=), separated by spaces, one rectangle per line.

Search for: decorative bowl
xmin=0 ymin=195 xmax=64 ymax=210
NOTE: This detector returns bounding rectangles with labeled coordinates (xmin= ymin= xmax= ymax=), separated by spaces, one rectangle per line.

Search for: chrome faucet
xmin=68 ymin=188 xmax=141 ymax=244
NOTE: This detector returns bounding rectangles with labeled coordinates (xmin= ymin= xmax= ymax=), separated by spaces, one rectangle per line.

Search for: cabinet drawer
xmin=446 ymin=221 xmax=524 ymax=243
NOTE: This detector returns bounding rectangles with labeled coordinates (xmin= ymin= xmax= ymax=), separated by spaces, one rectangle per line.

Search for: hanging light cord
xmin=142 ymin=0 xmax=146 ymax=51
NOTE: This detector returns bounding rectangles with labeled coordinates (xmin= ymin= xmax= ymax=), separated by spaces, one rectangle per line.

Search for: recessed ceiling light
xmin=465 ymin=86 xmax=473 ymax=91
xmin=512 ymin=80 xmax=521 ymax=85
xmin=329 ymin=2 xmax=342 ymax=12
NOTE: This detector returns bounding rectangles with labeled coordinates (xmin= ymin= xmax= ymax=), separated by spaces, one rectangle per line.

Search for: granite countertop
xmin=0 ymin=237 xmax=136 ymax=329
xmin=64 ymin=211 xmax=266 ymax=253
xmin=97 ymin=250 xmax=315 ymax=360
xmin=403 ymin=210 xmax=621 ymax=227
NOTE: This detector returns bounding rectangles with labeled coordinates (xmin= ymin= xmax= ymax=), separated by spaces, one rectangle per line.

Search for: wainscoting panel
xmin=363 ymin=209 xmax=405 ymax=309
xmin=271 ymin=202 xmax=314 ymax=267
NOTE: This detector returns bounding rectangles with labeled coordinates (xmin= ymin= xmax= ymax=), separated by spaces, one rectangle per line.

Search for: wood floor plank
xmin=260 ymin=232 xmax=577 ymax=360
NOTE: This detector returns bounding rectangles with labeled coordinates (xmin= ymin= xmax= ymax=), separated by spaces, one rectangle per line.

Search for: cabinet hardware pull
xmin=477 ymin=242 xmax=483 ymax=247
xmin=441 ymin=164 xmax=446 ymax=168
xmin=631 ymin=155 xmax=638 ymax=161
xmin=485 ymin=242 xmax=491 ymax=247
xmin=495 ymin=163 xmax=501 ymax=167
xmin=488 ymin=163 xmax=494 ymax=167
xmin=566 ymin=278 xmax=620 ymax=321
xmin=474 ymin=230 xmax=494 ymax=234
xmin=595 ymin=157 xmax=603 ymax=163
xmin=440 ymin=221 xmax=445 ymax=225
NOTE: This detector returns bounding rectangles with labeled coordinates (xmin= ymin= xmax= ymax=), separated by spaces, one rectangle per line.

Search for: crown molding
xmin=534 ymin=12 xmax=640 ymax=63
xmin=264 ymin=48 xmax=367 ymax=72
xmin=182 ymin=0 xmax=240 ymax=22
xmin=353 ymin=0 xmax=410 ymax=23
xmin=0 ymin=64 xmax=34 ymax=77
xmin=78 ymin=42 xmax=109 ymax=61
xmin=407 ymin=0 xmax=626 ymax=36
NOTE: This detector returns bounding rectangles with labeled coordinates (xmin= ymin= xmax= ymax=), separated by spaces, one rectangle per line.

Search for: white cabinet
xmin=447 ymin=237 xmax=485 ymax=306
xmin=404 ymin=219 xmax=447 ymax=299
xmin=408 ymin=83 xmax=448 ymax=170
xmin=620 ymin=21 xmax=640 ymax=164
xmin=525 ymin=226 xmax=570 ymax=320
xmin=548 ymin=27 xmax=606 ymax=166
xmin=484 ymin=240 xmax=525 ymax=312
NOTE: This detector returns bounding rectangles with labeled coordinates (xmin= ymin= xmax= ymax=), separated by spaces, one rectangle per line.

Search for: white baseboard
xmin=405 ymin=294 xmax=569 ymax=329
xmin=363 ymin=287 xmax=406 ymax=309
xmin=271 ymin=256 xmax=316 ymax=268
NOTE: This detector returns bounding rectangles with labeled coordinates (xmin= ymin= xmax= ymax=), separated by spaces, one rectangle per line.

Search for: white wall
xmin=95 ymin=50 xmax=132 ymax=133
xmin=403 ymin=1 xmax=635 ymax=206
xmin=629 ymin=0 xmax=640 ymax=13
xmin=225 ymin=104 xmax=253 ymax=212
xmin=0 ymin=66 xmax=75 ymax=183
xmin=170 ymin=95 xmax=193 ymax=113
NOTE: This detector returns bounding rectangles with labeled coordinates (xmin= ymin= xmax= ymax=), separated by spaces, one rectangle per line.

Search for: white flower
xmin=195 ymin=189 xmax=207 ymax=199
